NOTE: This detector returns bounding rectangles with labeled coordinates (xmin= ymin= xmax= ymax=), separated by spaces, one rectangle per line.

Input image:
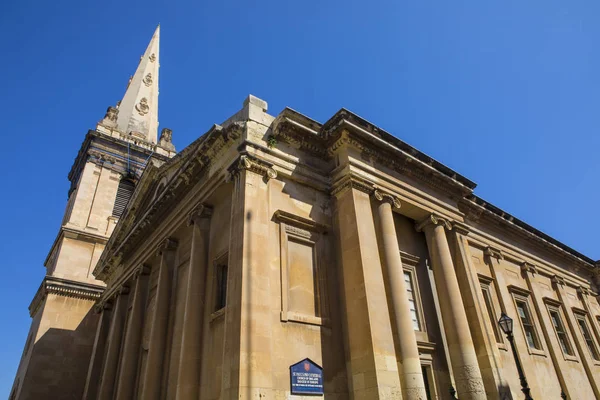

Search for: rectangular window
xmin=515 ymin=299 xmax=541 ymax=350
xmin=548 ymin=307 xmax=573 ymax=356
xmin=404 ymin=270 xmax=420 ymax=331
xmin=575 ymin=314 xmax=600 ymax=361
xmin=480 ymin=282 xmax=502 ymax=343
xmin=214 ymin=262 xmax=228 ymax=311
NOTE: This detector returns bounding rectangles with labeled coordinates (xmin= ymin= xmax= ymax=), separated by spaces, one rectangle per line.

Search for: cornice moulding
xmin=29 ymin=277 xmax=104 ymax=317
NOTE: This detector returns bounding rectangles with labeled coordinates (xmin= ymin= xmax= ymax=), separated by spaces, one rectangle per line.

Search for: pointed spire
xmin=112 ymin=26 xmax=160 ymax=143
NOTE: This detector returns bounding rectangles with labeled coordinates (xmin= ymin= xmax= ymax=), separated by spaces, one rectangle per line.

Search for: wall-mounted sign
xmin=290 ymin=358 xmax=323 ymax=395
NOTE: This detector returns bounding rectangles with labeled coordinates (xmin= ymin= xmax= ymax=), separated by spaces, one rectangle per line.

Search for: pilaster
xmin=176 ymin=204 xmax=212 ymax=399
xmin=333 ymin=183 xmax=401 ymax=399
xmin=139 ymin=238 xmax=178 ymax=400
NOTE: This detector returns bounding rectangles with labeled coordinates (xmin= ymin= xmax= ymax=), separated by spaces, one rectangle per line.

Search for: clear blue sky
xmin=1 ymin=0 xmax=598 ymax=396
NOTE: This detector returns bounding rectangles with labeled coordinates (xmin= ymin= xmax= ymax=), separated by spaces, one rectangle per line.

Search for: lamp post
xmin=498 ymin=313 xmax=533 ymax=400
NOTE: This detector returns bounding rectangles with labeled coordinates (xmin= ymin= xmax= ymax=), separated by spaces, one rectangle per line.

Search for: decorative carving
xmin=577 ymin=286 xmax=591 ymax=297
xmin=103 ymin=106 xmax=119 ymax=122
xmin=143 ymin=73 xmax=153 ymax=87
xmin=521 ymin=262 xmax=538 ymax=275
xmin=158 ymin=238 xmax=178 ymax=255
xmin=135 ymin=97 xmax=150 ymax=116
xmin=415 ymin=213 xmax=452 ymax=232
xmin=484 ymin=246 xmax=504 ymax=261
xmin=229 ymin=155 xmax=277 ymax=182
xmin=330 ymin=174 xmax=372 ymax=198
xmin=187 ymin=203 xmax=213 ymax=226
xmin=159 ymin=128 xmax=175 ymax=151
xmin=134 ymin=264 xmax=151 ymax=278
xmin=372 ymin=188 xmax=401 ymax=209
xmin=452 ymin=221 xmax=471 ymax=236
xmin=551 ymin=275 xmax=566 ymax=287
xmin=149 ymin=53 xmax=156 ymax=62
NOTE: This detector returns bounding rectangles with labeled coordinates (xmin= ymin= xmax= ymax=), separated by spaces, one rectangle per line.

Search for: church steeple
xmin=109 ymin=25 xmax=161 ymax=143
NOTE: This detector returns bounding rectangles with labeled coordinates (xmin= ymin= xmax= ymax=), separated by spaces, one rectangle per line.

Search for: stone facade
xmin=85 ymin=94 xmax=599 ymax=400
xmin=12 ymin=29 xmax=600 ymax=400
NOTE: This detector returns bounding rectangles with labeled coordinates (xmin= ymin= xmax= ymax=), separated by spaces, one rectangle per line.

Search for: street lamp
xmin=498 ymin=313 xmax=533 ymax=400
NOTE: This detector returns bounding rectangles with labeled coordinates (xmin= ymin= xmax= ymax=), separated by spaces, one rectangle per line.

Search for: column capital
xmin=452 ymin=221 xmax=471 ymax=236
xmin=119 ymin=285 xmax=131 ymax=295
xmin=415 ymin=213 xmax=452 ymax=232
xmin=187 ymin=203 xmax=213 ymax=226
xmin=520 ymin=262 xmax=538 ymax=276
xmin=157 ymin=237 xmax=178 ymax=256
xmin=372 ymin=187 xmax=401 ymax=209
xmin=577 ymin=286 xmax=591 ymax=297
xmin=484 ymin=246 xmax=504 ymax=261
xmin=94 ymin=302 xmax=111 ymax=314
xmin=133 ymin=264 xmax=151 ymax=279
xmin=551 ymin=275 xmax=566 ymax=288
xmin=228 ymin=155 xmax=277 ymax=182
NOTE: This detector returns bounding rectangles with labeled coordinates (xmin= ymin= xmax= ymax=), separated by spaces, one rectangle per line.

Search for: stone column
xmin=416 ymin=214 xmax=486 ymax=400
xmin=176 ymin=205 xmax=212 ymax=400
xmin=115 ymin=265 xmax=150 ymax=400
xmin=140 ymin=238 xmax=178 ymax=400
xmin=97 ymin=286 xmax=129 ymax=400
xmin=82 ymin=302 xmax=112 ymax=400
xmin=373 ymin=189 xmax=426 ymax=399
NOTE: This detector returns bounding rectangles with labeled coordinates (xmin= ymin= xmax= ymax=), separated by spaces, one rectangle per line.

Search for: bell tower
xmin=10 ymin=26 xmax=175 ymax=400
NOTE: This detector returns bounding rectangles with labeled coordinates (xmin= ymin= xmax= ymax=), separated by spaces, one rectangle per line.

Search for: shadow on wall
xmin=15 ymin=305 xmax=98 ymax=400
xmin=498 ymin=383 xmax=514 ymax=400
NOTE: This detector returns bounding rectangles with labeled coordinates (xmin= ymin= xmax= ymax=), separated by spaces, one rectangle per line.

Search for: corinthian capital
xmin=372 ymin=188 xmax=401 ymax=209
xmin=415 ymin=213 xmax=452 ymax=232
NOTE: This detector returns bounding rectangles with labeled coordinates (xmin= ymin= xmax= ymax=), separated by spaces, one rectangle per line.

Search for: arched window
xmin=112 ymin=178 xmax=135 ymax=218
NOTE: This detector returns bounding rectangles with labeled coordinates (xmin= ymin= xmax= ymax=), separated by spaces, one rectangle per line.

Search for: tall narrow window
xmin=515 ymin=299 xmax=541 ymax=350
xmin=480 ymin=282 xmax=502 ymax=343
xmin=112 ymin=179 xmax=135 ymax=218
xmin=404 ymin=270 xmax=420 ymax=331
xmin=575 ymin=314 xmax=600 ymax=361
xmin=214 ymin=262 xmax=228 ymax=311
xmin=548 ymin=307 xmax=573 ymax=356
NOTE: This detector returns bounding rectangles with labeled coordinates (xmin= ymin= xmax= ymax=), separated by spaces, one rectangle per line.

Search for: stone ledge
xmin=28 ymin=276 xmax=105 ymax=317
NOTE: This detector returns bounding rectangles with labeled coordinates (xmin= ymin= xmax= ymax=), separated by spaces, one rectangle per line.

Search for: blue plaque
xmin=290 ymin=358 xmax=323 ymax=395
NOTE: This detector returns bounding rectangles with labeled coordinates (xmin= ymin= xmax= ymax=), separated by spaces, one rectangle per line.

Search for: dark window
xmin=215 ymin=263 xmax=228 ymax=311
xmin=516 ymin=300 xmax=541 ymax=349
xmin=576 ymin=314 xmax=599 ymax=361
xmin=112 ymin=179 xmax=135 ymax=217
xmin=548 ymin=308 xmax=573 ymax=356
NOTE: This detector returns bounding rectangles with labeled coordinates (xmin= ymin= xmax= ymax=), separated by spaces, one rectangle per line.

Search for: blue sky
xmin=1 ymin=0 xmax=599 ymax=396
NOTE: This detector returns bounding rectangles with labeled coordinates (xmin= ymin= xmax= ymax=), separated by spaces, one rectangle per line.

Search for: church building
xmin=11 ymin=27 xmax=600 ymax=400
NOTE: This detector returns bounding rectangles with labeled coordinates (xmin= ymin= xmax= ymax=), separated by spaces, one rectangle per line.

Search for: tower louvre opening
xmin=112 ymin=179 xmax=135 ymax=218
